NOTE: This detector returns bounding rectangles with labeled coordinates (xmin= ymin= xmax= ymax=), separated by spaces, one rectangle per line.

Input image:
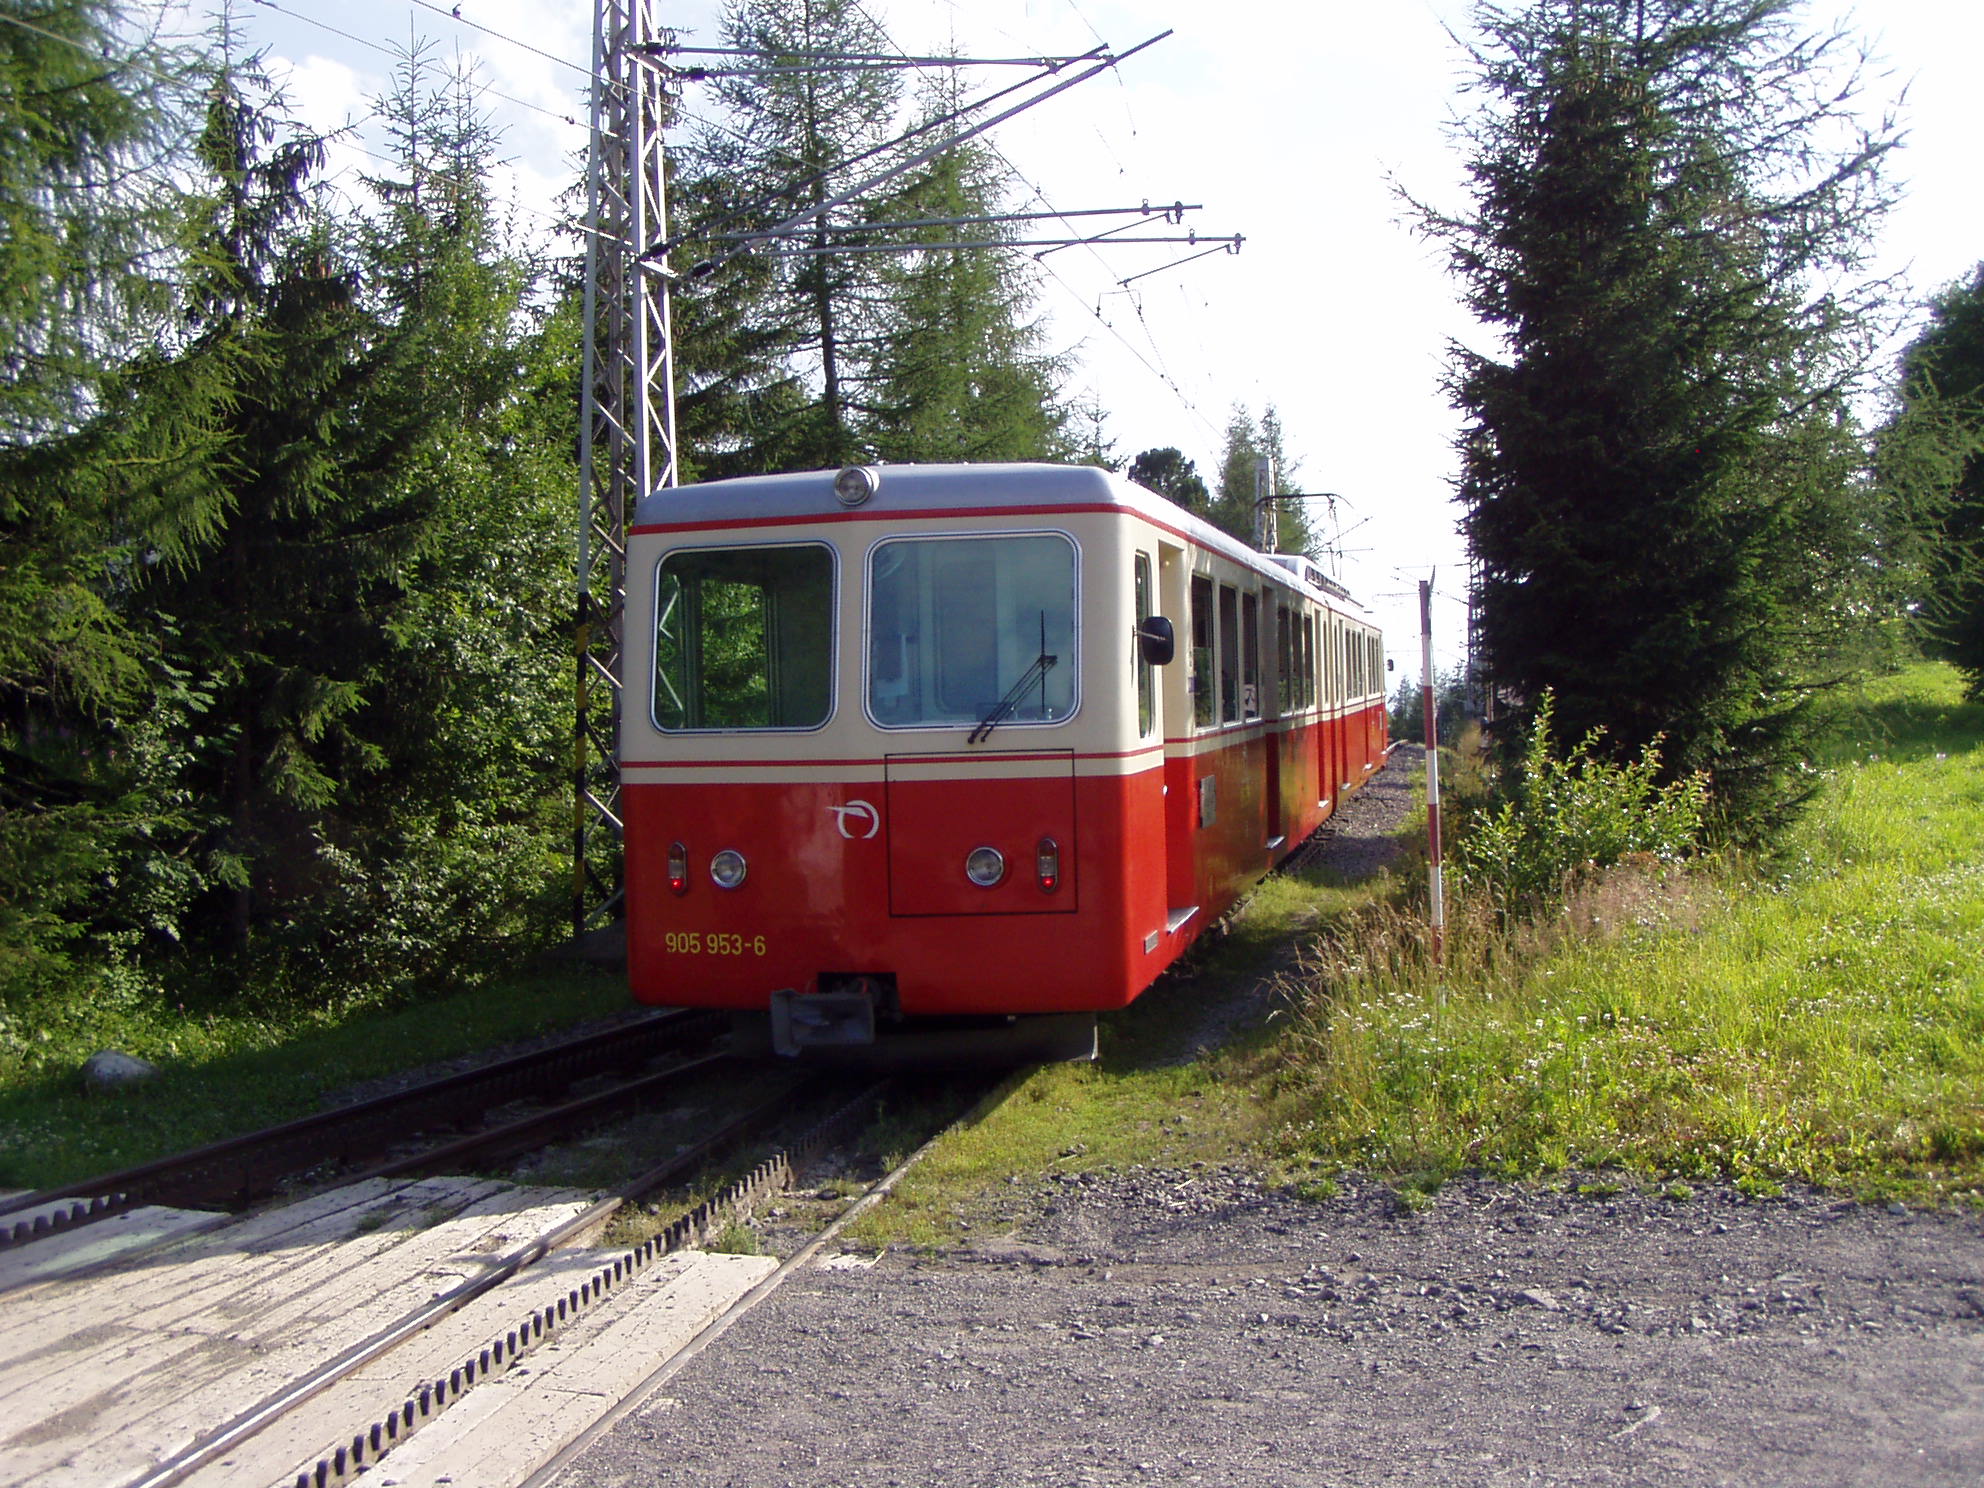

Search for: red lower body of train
xmin=624 ymin=702 xmax=1388 ymax=1052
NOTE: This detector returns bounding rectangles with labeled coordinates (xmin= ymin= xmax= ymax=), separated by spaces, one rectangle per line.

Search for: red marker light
xmin=667 ymin=841 xmax=689 ymax=895
xmin=1036 ymin=837 xmax=1060 ymax=894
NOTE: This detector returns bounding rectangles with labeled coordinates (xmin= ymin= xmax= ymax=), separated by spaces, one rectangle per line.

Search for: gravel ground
xmin=547 ymin=750 xmax=1984 ymax=1487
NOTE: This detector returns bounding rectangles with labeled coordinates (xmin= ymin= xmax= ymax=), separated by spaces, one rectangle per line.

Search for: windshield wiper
xmin=969 ymin=651 xmax=1056 ymax=744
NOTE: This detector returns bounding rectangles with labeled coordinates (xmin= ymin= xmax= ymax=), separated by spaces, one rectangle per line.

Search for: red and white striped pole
xmin=1420 ymin=577 xmax=1444 ymax=964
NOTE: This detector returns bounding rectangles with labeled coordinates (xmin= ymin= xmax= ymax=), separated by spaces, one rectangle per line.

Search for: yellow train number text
xmin=664 ymin=931 xmax=767 ymax=957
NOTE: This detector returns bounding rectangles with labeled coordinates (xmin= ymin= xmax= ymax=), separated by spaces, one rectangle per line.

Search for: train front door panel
xmin=884 ymin=752 xmax=1077 ymax=916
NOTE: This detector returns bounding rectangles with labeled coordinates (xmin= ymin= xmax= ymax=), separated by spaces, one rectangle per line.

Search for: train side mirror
xmin=1136 ymin=615 xmax=1176 ymax=667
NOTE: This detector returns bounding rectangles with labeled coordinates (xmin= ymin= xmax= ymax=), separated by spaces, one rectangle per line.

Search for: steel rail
xmin=0 ymin=1009 xmax=721 ymax=1244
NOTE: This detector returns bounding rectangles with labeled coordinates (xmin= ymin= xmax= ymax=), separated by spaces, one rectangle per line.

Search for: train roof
xmin=631 ymin=462 xmax=1372 ymax=619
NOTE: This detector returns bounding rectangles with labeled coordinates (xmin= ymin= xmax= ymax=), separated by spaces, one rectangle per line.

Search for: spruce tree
xmin=1428 ymin=0 xmax=1897 ymax=835
xmin=1210 ymin=405 xmax=1315 ymax=554
xmin=1884 ymin=265 xmax=1984 ymax=695
xmin=1127 ymin=447 xmax=1209 ymax=514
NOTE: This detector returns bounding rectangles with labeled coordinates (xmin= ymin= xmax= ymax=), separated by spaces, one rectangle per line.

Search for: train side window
xmin=653 ymin=543 xmax=834 ymax=731
xmin=1218 ymin=584 xmax=1239 ymax=724
xmin=1303 ymin=613 xmax=1316 ymax=707
xmin=1134 ymin=553 xmax=1155 ymax=739
xmin=1190 ymin=575 xmax=1214 ymax=728
xmin=1276 ymin=605 xmax=1292 ymax=714
xmin=1241 ymin=592 xmax=1260 ymax=720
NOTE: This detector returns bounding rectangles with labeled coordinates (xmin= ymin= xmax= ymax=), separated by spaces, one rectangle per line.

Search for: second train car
xmin=620 ymin=462 xmax=1389 ymax=1060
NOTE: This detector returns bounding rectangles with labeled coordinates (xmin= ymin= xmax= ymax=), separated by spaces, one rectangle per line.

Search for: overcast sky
xmin=205 ymin=0 xmax=1984 ymax=680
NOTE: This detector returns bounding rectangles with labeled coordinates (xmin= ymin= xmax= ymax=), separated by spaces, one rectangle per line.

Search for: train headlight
xmin=710 ymin=849 xmax=749 ymax=890
xmin=964 ymin=846 xmax=1006 ymax=888
xmin=833 ymin=465 xmax=879 ymax=507
xmin=667 ymin=842 xmax=689 ymax=896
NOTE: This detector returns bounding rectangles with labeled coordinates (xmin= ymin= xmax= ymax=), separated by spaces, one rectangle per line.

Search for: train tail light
xmin=667 ymin=841 xmax=689 ymax=895
xmin=1036 ymin=837 xmax=1060 ymax=893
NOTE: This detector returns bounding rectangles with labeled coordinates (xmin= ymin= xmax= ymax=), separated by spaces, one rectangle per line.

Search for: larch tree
xmin=862 ymin=77 xmax=1072 ymax=464
xmin=1427 ymin=0 xmax=1899 ymax=836
xmin=0 ymin=0 xmax=208 ymax=996
xmin=684 ymin=0 xmax=904 ymax=469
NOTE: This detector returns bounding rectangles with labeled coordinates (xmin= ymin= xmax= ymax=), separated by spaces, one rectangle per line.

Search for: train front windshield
xmin=652 ymin=544 xmax=834 ymax=731
xmin=868 ymin=533 xmax=1077 ymax=729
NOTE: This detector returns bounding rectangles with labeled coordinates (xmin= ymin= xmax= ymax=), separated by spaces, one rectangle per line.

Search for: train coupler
xmin=768 ymin=985 xmax=877 ymax=1055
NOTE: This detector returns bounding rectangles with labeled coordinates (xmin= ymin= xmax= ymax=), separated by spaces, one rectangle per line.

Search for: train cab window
xmin=1218 ymin=584 xmax=1239 ymax=724
xmin=1190 ymin=575 xmax=1214 ymax=728
xmin=1134 ymin=553 xmax=1156 ymax=739
xmin=653 ymin=543 xmax=834 ymax=731
xmin=1241 ymin=592 xmax=1261 ymax=720
xmin=867 ymin=533 xmax=1076 ymax=729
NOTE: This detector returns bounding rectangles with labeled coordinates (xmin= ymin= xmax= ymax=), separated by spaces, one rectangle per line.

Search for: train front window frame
xmin=651 ymin=541 xmax=836 ymax=733
xmin=865 ymin=530 xmax=1080 ymax=732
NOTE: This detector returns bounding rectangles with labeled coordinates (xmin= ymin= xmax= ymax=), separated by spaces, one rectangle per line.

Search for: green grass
xmin=1276 ymin=662 xmax=1984 ymax=1204
xmin=0 ymin=963 xmax=634 ymax=1189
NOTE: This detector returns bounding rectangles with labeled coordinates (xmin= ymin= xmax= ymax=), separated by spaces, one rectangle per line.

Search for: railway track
xmin=3 ymin=1004 xmax=1017 ymax=1488
xmin=1 ymin=1059 xmax=1007 ymax=1488
xmin=0 ymin=1008 xmax=725 ymax=1252
xmin=153 ymin=1074 xmax=892 ymax=1488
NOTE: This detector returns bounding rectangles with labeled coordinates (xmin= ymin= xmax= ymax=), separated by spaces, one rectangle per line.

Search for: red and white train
xmin=620 ymin=462 xmax=1388 ymax=1060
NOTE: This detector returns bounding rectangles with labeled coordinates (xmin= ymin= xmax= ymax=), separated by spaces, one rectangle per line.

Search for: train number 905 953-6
xmin=664 ymin=931 xmax=767 ymax=957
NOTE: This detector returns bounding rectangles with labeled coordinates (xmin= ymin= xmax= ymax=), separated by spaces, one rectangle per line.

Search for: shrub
xmin=1456 ymin=693 xmax=1709 ymax=916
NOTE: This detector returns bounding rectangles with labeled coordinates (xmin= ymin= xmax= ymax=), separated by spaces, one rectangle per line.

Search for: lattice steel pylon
xmin=574 ymin=0 xmax=677 ymax=935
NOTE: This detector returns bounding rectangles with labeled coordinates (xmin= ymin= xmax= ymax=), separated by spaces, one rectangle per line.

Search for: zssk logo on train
xmin=829 ymin=799 xmax=881 ymax=839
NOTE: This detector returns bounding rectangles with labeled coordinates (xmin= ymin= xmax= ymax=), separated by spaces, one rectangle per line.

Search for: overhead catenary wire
xmin=670 ymin=32 xmax=1170 ymax=277
xmin=709 ymin=200 xmax=1199 ymax=242
xmin=658 ymin=44 xmax=1089 ymax=67
xmin=405 ymin=0 xmax=590 ymax=78
xmin=845 ymin=1 xmax=1224 ymax=440
xmin=749 ymin=233 xmax=1240 ymax=257
xmin=653 ymin=37 xmax=1138 ymax=268
xmin=245 ymin=0 xmax=586 ymax=130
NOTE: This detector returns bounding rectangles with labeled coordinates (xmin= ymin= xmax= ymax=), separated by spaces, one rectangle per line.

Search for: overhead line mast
xmin=574 ymin=0 xmax=675 ymax=935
